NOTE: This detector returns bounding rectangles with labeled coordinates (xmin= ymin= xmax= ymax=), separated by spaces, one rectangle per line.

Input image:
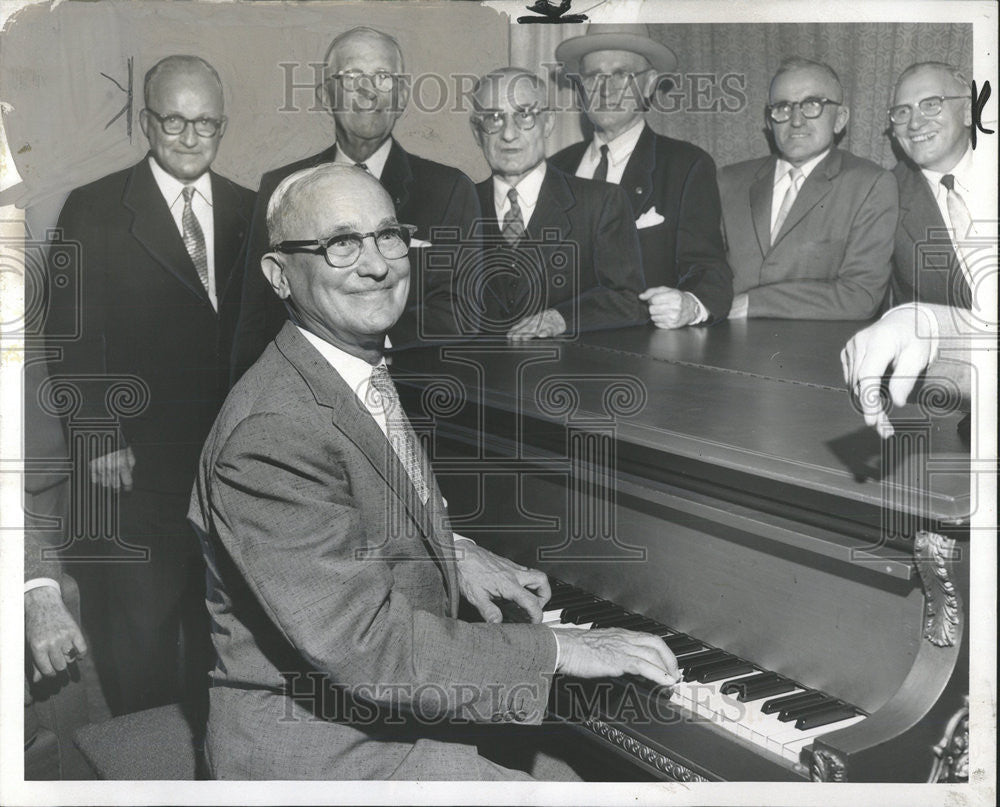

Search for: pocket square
xmin=410 ymin=237 xmax=432 ymax=248
xmin=635 ymin=208 xmax=665 ymax=229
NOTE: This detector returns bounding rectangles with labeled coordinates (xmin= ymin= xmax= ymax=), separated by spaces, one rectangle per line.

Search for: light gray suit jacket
xmin=188 ymin=322 xmax=556 ymax=780
xmin=719 ymin=148 xmax=898 ymax=319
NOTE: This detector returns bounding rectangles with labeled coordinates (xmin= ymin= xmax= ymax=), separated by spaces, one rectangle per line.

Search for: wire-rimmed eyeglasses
xmin=270 ymin=224 xmax=417 ymax=268
xmin=472 ymin=106 xmax=545 ymax=135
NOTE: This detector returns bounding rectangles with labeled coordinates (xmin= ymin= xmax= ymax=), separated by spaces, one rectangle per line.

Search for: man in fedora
xmin=551 ymin=24 xmax=733 ymax=329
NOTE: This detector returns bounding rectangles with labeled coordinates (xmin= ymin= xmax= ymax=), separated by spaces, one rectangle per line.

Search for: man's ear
xmin=217 ymin=116 xmax=228 ymax=140
xmin=834 ymin=105 xmax=850 ymax=135
xmin=261 ymin=254 xmax=291 ymax=299
xmin=542 ymin=110 xmax=555 ymax=138
xmin=138 ymin=108 xmax=151 ymax=140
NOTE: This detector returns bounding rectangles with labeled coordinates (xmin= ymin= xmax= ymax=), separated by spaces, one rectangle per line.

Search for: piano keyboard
xmin=544 ymin=579 xmax=867 ymax=767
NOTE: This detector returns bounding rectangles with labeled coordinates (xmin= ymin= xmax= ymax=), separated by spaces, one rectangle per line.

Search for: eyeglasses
xmin=143 ymin=109 xmax=225 ymax=137
xmin=887 ymin=95 xmax=967 ymax=125
xmin=271 ymin=224 xmax=417 ymax=268
xmin=328 ymin=70 xmax=403 ymax=93
xmin=577 ymin=69 xmax=651 ymax=90
xmin=472 ymin=107 xmax=544 ymax=135
xmin=766 ymin=97 xmax=841 ymax=123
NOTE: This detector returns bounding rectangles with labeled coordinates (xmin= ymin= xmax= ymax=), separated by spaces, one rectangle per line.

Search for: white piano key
xmin=780 ymin=715 xmax=866 ymax=762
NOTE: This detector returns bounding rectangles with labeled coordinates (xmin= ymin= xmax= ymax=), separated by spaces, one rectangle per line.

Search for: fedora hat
xmin=555 ymin=23 xmax=678 ymax=75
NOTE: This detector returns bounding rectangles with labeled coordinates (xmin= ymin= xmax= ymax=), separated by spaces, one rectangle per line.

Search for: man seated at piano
xmin=841 ymin=302 xmax=975 ymax=438
xmin=718 ymin=57 xmax=898 ymax=320
xmin=188 ymin=162 xmax=679 ymax=780
xmin=467 ymin=67 xmax=648 ymax=339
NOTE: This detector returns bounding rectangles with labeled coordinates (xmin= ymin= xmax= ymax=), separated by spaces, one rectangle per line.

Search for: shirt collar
xmin=296 ymin=325 xmax=384 ymax=394
xmin=921 ymin=145 xmax=974 ymax=194
xmin=592 ymin=119 xmax=645 ymax=165
xmin=147 ymin=155 xmax=213 ymax=207
xmin=493 ymin=161 xmax=547 ymax=211
xmin=334 ymin=137 xmax=393 ymax=180
xmin=775 ymin=149 xmax=830 ymax=185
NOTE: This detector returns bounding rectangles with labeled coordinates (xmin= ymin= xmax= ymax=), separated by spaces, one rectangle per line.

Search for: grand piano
xmin=392 ymin=319 xmax=971 ymax=783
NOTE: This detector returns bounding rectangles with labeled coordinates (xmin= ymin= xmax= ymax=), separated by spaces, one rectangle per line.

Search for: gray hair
xmin=471 ymin=67 xmax=548 ymax=113
xmin=893 ymin=61 xmax=969 ymax=97
xmin=770 ymin=56 xmax=844 ymax=102
xmin=322 ymin=26 xmax=405 ymax=81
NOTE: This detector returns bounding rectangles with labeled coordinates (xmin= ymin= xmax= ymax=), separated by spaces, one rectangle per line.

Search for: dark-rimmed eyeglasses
xmin=766 ymin=97 xmax=841 ymax=123
xmin=472 ymin=107 xmax=544 ymax=135
xmin=576 ymin=68 xmax=652 ymax=90
xmin=143 ymin=109 xmax=225 ymax=137
xmin=328 ymin=70 xmax=403 ymax=93
xmin=887 ymin=95 xmax=967 ymax=125
xmin=271 ymin=224 xmax=417 ymax=268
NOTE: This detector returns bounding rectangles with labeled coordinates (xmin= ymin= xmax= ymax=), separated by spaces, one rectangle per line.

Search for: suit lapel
xmin=619 ymin=125 xmax=656 ymax=215
xmin=211 ymin=172 xmax=250 ymax=307
xmin=380 ymin=139 xmax=413 ymax=212
xmin=123 ymin=158 xmax=212 ymax=305
xmin=770 ymin=149 xmax=838 ymax=248
xmin=749 ymin=157 xmax=774 ymax=257
xmin=526 ymin=166 xmax=573 ymax=240
xmin=274 ymin=323 xmax=459 ymax=607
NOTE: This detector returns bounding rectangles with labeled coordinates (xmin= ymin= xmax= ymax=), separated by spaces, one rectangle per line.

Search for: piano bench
xmin=73 ymin=704 xmax=198 ymax=780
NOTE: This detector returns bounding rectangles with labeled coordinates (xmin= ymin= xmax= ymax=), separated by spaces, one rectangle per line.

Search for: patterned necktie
xmin=593 ymin=143 xmax=610 ymax=182
xmin=181 ymin=186 xmax=210 ymax=294
xmin=355 ymin=162 xmax=369 ymax=172
xmin=370 ymin=364 xmax=430 ymax=504
xmin=770 ymin=166 xmax=804 ymax=245
xmin=501 ymin=187 xmax=525 ymax=245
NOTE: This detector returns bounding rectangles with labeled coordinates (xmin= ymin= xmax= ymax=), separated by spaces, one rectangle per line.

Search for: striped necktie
xmin=181 ymin=186 xmax=210 ymax=294
xmin=370 ymin=364 xmax=430 ymax=505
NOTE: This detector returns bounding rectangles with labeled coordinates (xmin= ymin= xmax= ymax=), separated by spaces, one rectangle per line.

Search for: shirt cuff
xmin=884 ymin=303 xmax=941 ymax=365
xmin=685 ymin=292 xmax=709 ymax=324
xmin=453 ymin=533 xmax=476 ymax=544
xmin=25 ymin=577 xmax=61 ymax=595
xmin=728 ymin=293 xmax=749 ymax=319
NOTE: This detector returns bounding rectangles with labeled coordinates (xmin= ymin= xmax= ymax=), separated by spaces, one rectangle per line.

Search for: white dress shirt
xmin=573 ymin=118 xmax=645 ymax=186
xmin=333 ymin=137 xmax=393 ymax=180
xmin=148 ymin=156 xmax=217 ymax=310
xmin=492 ymin=161 xmax=547 ymax=229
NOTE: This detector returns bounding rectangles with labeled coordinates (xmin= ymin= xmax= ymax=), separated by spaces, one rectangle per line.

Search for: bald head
xmin=144 ymin=55 xmax=223 ymax=110
xmin=472 ymin=67 xmax=548 ymax=112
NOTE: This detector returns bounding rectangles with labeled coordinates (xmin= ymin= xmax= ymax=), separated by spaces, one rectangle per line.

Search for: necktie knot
xmin=182 ymin=185 xmax=195 ymax=204
xmin=941 ymin=173 xmax=956 ymax=192
xmin=502 ymin=187 xmax=525 ymax=245
xmin=507 ymin=188 xmax=519 ymax=205
xmin=355 ymin=162 xmax=369 ymax=172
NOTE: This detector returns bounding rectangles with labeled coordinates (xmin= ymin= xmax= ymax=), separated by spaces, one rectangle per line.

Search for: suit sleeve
xmin=555 ymin=185 xmax=647 ymax=332
xmin=746 ymin=171 xmax=898 ymax=320
xmin=230 ymin=172 xmax=287 ymax=385
xmin=210 ymin=412 xmax=556 ymax=723
xmin=673 ymin=154 xmax=734 ymax=322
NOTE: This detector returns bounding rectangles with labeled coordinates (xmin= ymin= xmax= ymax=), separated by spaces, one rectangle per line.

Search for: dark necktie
xmin=502 ymin=187 xmax=525 ymax=245
xmin=355 ymin=162 xmax=369 ymax=172
xmin=370 ymin=364 xmax=430 ymax=505
xmin=593 ymin=143 xmax=610 ymax=182
xmin=181 ymin=186 xmax=210 ymax=295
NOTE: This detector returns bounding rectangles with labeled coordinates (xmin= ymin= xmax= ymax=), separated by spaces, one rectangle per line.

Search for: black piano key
xmin=719 ymin=672 xmax=778 ymax=696
xmin=735 ymin=679 xmax=798 ymax=702
xmin=679 ymin=650 xmax=730 ymax=678
xmin=777 ymin=695 xmax=836 ymax=722
xmin=661 ymin=634 xmax=702 ymax=652
xmin=761 ymin=690 xmax=827 ymax=715
xmin=559 ymin=601 xmax=613 ymax=622
xmin=683 ymin=656 xmax=739 ymax=681
xmin=619 ymin=619 xmax=670 ymax=634
xmin=696 ymin=661 xmax=756 ymax=684
xmin=545 ymin=592 xmax=596 ymax=610
xmin=795 ymin=704 xmax=859 ymax=730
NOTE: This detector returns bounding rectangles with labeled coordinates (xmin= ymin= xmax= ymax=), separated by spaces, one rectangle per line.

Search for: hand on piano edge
xmin=551 ymin=626 xmax=681 ymax=689
xmin=454 ymin=541 xmax=551 ymax=624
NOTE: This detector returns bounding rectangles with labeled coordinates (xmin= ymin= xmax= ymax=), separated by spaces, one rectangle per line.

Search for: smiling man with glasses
xmin=551 ymin=24 xmax=733 ymax=330
xmin=717 ymin=56 xmax=897 ymax=320
xmin=232 ymin=26 xmax=481 ymax=382
xmin=888 ymin=61 xmax=987 ymax=310
xmin=45 ymin=55 xmax=255 ymax=721
xmin=469 ymin=67 xmax=646 ymax=339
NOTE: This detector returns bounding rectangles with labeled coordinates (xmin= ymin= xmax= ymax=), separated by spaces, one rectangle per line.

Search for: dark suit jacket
xmin=718 ymin=148 xmax=898 ymax=320
xmin=551 ymin=125 xmax=733 ymax=322
xmin=188 ymin=322 xmax=555 ymax=779
xmin=890 ymin=158 xmax=972 ymax=308
xmin=231 ymin=139 xmax=481 ymax=382
xmin=473 ymin=165 xmax=646 ymax=334
xmin=47 ymin=158 xmax=255 ymax=494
